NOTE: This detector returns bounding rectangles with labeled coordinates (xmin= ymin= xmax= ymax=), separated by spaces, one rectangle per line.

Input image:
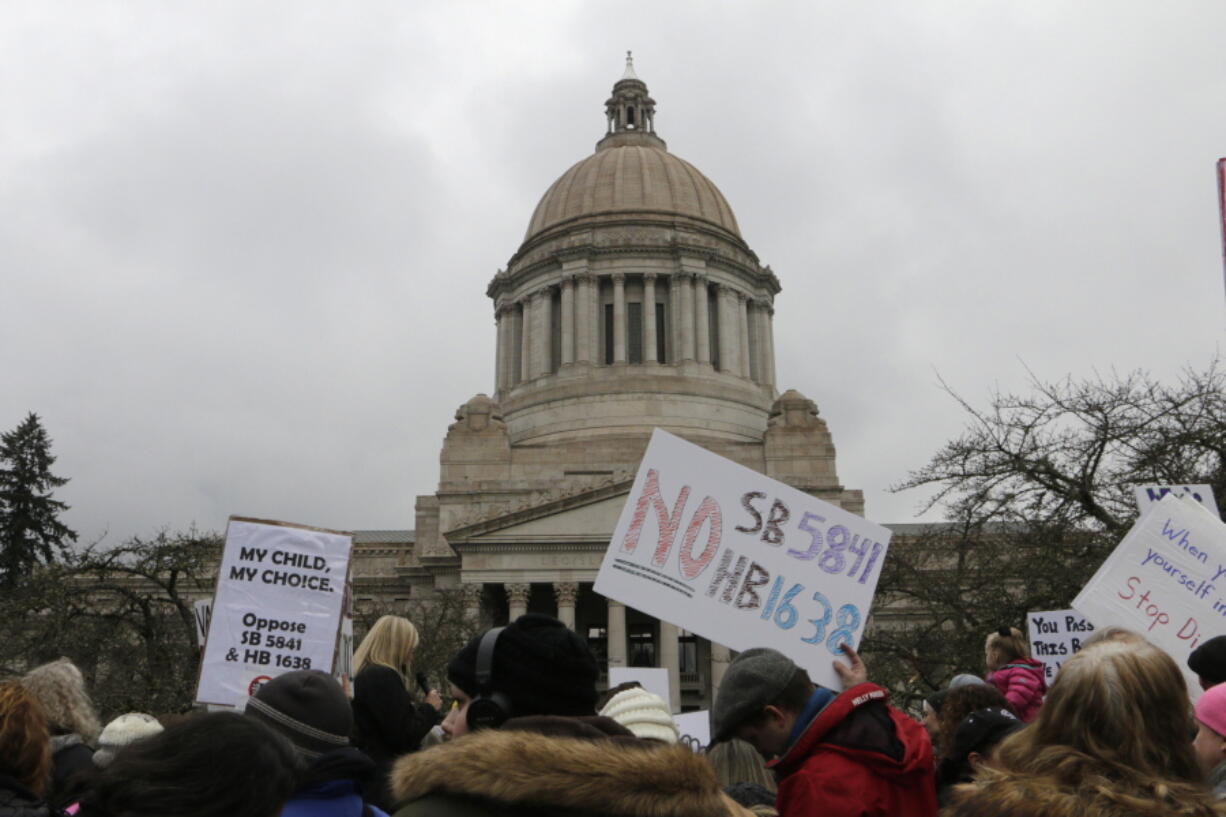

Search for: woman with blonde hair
xmin=22 ymin=658 xmax=100 ymax=808
xmin=0 ymin=681 xmax=54 ymax=817
xmin=351 ymin=616 xmax=442 ymax=812
xmin=707 ymin=738 xmax=778 ymax=816
xmin=947 ymin=640 xmax=1226 ymax=817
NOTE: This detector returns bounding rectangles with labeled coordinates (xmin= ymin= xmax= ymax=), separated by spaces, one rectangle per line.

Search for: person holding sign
xmin=946 ymin=640 xmax=1223 ymax=817
xmin=350 ymin=616 xmax=442 ymax=812
xmin=709 ymin=645 xmax=937 ymax=817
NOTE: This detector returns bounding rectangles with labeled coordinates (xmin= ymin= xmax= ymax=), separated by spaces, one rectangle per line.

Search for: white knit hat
xmin=94 ymin=712 xmax=164 ymax=768
xmin=599 ymin=688 xmax=678 ymax=744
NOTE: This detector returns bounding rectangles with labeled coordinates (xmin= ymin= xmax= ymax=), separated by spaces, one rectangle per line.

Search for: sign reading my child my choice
xmin=1074 ymin=495 xmax=1226 ymax=699
xmin=594 ymin=429 xmax=892 ymax=690
xmin=196 ymin=517 xmax=353 ymax=708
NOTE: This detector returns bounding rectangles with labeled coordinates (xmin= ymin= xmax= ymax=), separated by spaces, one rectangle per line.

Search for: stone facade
xmin=354 ymin=56 xmax=864 ymax=712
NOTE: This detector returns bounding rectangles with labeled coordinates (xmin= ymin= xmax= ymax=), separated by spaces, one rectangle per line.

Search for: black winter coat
xmin=351 ymin=665 xmax=440 ymax=812
xmin=0 ymin=775 xmax=55 ymax=817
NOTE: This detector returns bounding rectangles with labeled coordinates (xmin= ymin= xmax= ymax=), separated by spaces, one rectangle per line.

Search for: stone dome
xmin=524 ymin=143 xmax=742 ymax=241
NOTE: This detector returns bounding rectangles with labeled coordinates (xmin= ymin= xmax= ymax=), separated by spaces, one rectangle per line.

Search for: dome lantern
xmin=598 ymin=51 xmax=665 ymax=151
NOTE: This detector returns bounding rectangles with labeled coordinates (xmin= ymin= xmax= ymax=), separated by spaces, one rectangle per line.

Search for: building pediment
xmin=446 ymin=479 xmax=633 ymax=546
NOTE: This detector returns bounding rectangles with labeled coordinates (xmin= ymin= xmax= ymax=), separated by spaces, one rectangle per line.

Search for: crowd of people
xmin=2 ymin=614 xmax=1226 ymax=817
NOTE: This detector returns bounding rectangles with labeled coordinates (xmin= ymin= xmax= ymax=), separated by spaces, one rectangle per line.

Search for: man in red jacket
xmin=710 ymin=646 xmax=936 ymax=817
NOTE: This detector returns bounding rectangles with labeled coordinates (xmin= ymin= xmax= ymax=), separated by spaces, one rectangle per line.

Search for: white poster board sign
xmin=1074 ymin=495 xmax=1226 ymax=698
xmin=608 ymin=667 xmax=671 ymax=712
xmin=1135 ymin=484 xmax=1220 ymax=518
xmin=196 ymin=517 xmax=353 ymax=707
xmin=595 ymin=430 xmax=892 ymax=690
xmin=674 ymin=710 xmax=710 ymax=752
xmin=1026 ymin=609 xmax=1095 ymax=682
xmin=194 ymin=599 xmax=213 ymax=647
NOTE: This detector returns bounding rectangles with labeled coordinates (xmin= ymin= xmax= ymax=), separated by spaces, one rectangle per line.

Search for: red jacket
xmin=768 ymin=683 xmax=937 ymax=817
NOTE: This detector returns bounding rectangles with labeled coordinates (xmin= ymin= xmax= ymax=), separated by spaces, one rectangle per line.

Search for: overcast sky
xmin=3 ymin=2 xmax=1224 ymax=544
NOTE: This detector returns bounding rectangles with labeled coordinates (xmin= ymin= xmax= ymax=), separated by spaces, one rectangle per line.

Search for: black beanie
xmin=244 ymin=670 xmax=352 ymax=759
xmin=1189 ymin=635 xmax=1226 ymax=687
xmin=448 ymin=613 xmax=599 ymax=718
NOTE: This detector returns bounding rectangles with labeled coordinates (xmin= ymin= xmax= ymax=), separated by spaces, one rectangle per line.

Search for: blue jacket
xmin=281 ymin=748 xmax=389 ymax=817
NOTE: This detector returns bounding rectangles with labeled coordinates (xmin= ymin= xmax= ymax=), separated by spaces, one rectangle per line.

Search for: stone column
xmin=658 ymin=620 xmax=681 ymax=713
xmin=575 ymin=275 xmax=591 ymax=364
xmin=753 ymin=300 xmax=772 ymax=386
xmin=606 ymin=599 xmax=627 ymax=671
xmin=670 ymin=275 xmax=684 ymax=363
xmin=493 ymin=308 xmax=505 ymax=391
xmin=738 ymin=292 xmax=752 ymax=379
xmin=560 ymin=277 xmax=575 ymax=367
xmin=553 ymin=582 xmax=579 ymax=629
xmin=717 ymin=285 xmax=737 ymax=374
xmin=612 ymin=273 xmax=627 ymax=364
xmin=680 ymin=274 xmax=696 ymax=361
xmin=710 ymin=642 xmax=732 ymax=695
xmin=519 ymin=299 xmax=531 ymax=383
xmin=506 ymin=583 xmax=531 ymax=621
xmin=764 ymin=305 xmax=777 ymax=387
xmin=538 ymin=289 xmax=553 ymax=376
xmin=694 ymin=277 xmax=711 ymax=365
xmin=642 ymin=273 xmax=657 ymax=364
xmin=463 ymin=583 xmax=483 ymax=625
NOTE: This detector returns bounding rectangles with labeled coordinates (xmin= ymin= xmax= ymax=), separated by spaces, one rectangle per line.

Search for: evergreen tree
xmin=0 ymin=412 xmax=77 ymax=586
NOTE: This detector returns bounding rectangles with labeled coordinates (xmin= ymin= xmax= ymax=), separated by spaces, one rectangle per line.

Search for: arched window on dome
xmin=626 ymin=106 xmax=636 ymax=129
xmin=511 ymin=303 xmax=525 ymax=385
xmin=708 ymin=288 xmax=721 ymax=371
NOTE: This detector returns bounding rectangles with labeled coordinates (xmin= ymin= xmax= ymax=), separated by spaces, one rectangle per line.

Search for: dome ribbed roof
xmin=524 ymin=144 xmax=741 ymax=241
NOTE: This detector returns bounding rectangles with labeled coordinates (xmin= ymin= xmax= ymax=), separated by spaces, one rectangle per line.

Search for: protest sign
xmin=1074 ymin=495 xmax=1226 ymax=698
xmin=594 ymin=429 xmax=892 ymax=690
xmin=194 ymin=599 xmax=212 ymax=648
xmin=1026 ymin=609 xmax=1095 ymax=682
xmin=674 ymin=710 xmax=710 ymax=752
xmin=1134 ymin=484 xmax=1220 ymax=519
xmin=196 ymin=517 xmax=353 ymax=707
xmin=608 ymin=667 xmax=672 ymax=712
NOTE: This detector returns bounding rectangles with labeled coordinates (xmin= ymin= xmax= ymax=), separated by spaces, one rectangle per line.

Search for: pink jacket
xmin=987 ymin=658 xmax=1047 ymax=722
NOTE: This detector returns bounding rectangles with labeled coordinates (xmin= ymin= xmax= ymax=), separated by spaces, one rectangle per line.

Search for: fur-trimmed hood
xmin=390 ymin=728 xmax=729 ymax=817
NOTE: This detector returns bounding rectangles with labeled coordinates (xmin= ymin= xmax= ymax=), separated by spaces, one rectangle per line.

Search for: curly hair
xmin=936 ymin=683 xmax=1012 ymax=763
xmin=0 ymin=681 xmax=53 ymax=795
xmin=22 ymin=658 xmax=101 ymax=742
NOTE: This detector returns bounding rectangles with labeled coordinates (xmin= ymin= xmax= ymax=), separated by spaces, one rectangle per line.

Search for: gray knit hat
xmin=710 ymin=648 xmax=801 ymax=743
xmin=244 ymin=670 xmax=352 ymax=759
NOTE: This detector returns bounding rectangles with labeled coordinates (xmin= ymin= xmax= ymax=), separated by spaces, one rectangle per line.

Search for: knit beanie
xmin=599 ymin=687 xmax=678 ymax=743
xmin=447 ymin=613 xmax=599 ymax=718
xmin=1195 ymin=681 xmax=1226 ymax=737
xmin=949 ymin=673 xmax=989 ymax=690
xmin=244 ymin=670 xmax=353 ymax=759
xmin=1189 ymin=636 xmax=1226 ymax=688
xmin=93 ymin=713 xmax=164 ymax=768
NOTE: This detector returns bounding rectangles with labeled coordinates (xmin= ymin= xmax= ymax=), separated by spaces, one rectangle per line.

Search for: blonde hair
xmin=0 ymin=681 xmax=52 ymax=795
xmin=707 ymin=737 xmax=777 ymax=793
xmin=963 ymin=641 xmax=1215 ymax=813
xmin=985 ymin=626 xmax=1029 ymax=670
xmin=22 ymin=658 xmax=101 ymax=743
xmin=1081 ymin=625 xmax=1146 ymax=649
xmin=352 ymin=616 xmax=420 ymax=685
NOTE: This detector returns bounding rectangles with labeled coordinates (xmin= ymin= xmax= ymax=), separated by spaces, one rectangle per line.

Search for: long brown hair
xmin=967 ymin=641 xmax=1218 ymax=814
xmin=0 ymin=681 xmax=53 ymax=795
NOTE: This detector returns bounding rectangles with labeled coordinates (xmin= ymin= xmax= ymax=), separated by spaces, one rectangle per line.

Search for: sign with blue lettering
xmin=1026 ymin=609 xmax=1095 ymax=682
xmin=594 ymin=429 xmax=892 ymax=690
xmin=1074 ymin=495 xmax=1226 ymax=699
xmin=196 ymin=517 xmax=353 ymax=707
xmin=1134 ymin=484 xmax=1220 ymax=519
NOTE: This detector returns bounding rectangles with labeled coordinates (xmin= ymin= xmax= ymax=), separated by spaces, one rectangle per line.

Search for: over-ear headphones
xmin=465 ymin=626 xmax=513 ymax=731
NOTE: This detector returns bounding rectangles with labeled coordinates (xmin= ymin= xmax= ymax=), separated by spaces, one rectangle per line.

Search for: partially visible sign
xmin=1026 ymin=609 xmax=1095 ymax=682
xmin=196 ymin=517 xmax=353 ymax=708
xmin=1074 ymin=495 xmax=1226 ymax=699
xmin=194 ymin=599 xmax=213 ymax=647
xmin=595 ymin=430 xmax=892 ymax=690
xmin=1134 ymin=484 xmax=1219 ymax=518
xmin=674 ymin=710 xmax=710 ymax=752
xmin=608 ymin=667 xmax=671 ymax=712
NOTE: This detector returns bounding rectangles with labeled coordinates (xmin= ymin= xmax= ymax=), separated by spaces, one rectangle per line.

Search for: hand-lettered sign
xmin=674 ymin=710 xmax=710 ymax=752
xmin=1074 ymin=495 xmax=1226 ymax=699
xmin=196 ymin=517 xmax=353 ymax=707
xmin=1134 ymin=484 xmax=1220 ymax=519
xmin=594 ymin=429 xmax=892 ymax=690
xmin=1026 ymin=609 xmax=1095 ymax=682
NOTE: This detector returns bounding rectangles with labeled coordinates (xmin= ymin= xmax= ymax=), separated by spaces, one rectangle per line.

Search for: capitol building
xmin=353 ymin=57 xmax=866 ymax=711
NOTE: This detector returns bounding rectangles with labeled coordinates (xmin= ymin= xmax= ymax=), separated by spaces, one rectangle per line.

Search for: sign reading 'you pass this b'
xmin=595 ymin=430 xmax=892 ymax=690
